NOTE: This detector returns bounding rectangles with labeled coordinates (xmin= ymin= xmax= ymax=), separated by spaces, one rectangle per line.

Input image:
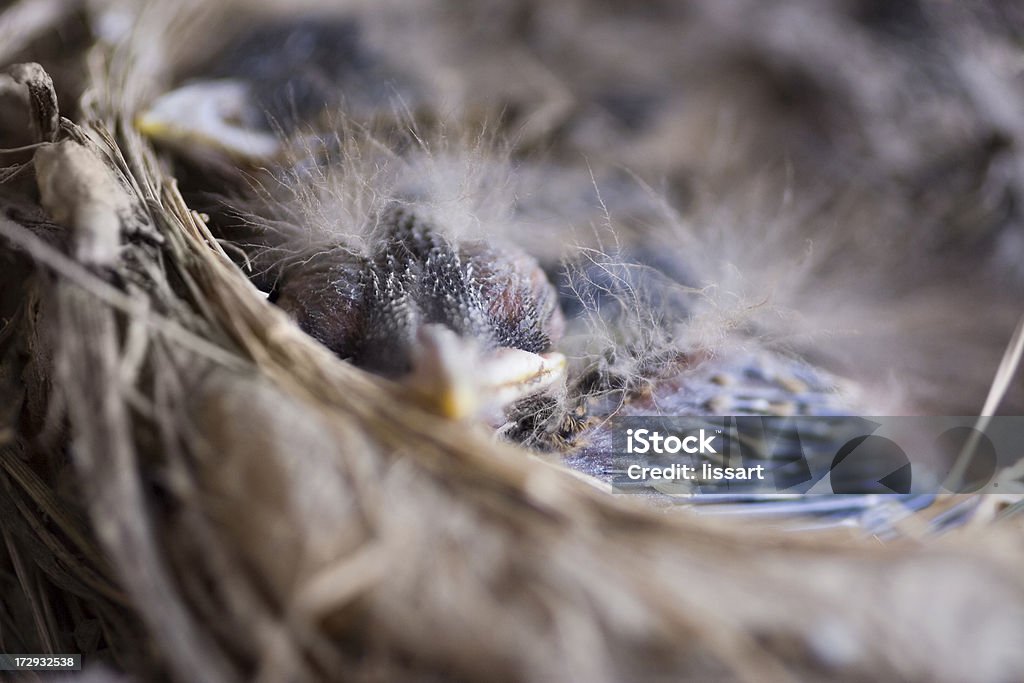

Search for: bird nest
xmin=3 ymin=2 xmax=1024 ymax=682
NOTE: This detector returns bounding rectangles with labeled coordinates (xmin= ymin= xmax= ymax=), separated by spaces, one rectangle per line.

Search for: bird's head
xmin=273 ymin=205 xmax=566 ymax=421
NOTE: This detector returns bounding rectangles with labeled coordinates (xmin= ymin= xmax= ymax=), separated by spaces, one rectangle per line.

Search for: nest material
xmin=2 ymin=2 xmax=1024 ymax=682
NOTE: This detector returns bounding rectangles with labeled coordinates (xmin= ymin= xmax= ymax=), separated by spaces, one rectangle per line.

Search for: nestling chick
xmin=137 ymin=17 xmax=427 ymax=162
xmin=272 ymin=204 xmax=566 ymax=421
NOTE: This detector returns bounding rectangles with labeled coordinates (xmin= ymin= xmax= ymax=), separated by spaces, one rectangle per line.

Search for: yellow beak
xmin=404 ymin=325 xmax=566 ymax=421
xmin=136 ymin=80 xmax=282 ymax=161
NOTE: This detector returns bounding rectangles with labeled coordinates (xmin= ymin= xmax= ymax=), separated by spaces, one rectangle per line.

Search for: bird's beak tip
xmin=434 ymin=384 xmax=479 ymax=421
xmin=134 ymin=111 xmax=167 ymax=138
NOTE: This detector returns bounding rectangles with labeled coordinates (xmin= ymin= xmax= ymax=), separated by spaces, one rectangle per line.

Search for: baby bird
xmin=271 ymin=204 xmax=567 ymax=421
xmin=138 ymin=17 xmax=425 ymax=162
